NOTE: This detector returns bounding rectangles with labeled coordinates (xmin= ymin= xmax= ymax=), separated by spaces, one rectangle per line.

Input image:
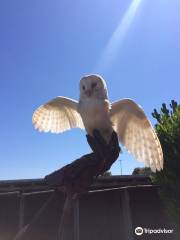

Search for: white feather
xmin=110 ymin=99 xmax=163 ymax=172
xmin=32 ymin=96 xmax=84 ymax=133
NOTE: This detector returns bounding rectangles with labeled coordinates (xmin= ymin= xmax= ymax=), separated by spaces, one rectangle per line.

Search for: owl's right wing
xmin=32 ymin=96 xmax=84 ymax=133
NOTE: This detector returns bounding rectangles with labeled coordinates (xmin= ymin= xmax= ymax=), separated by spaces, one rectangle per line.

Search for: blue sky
xmin=0 ymin=0 xmax=180 ymax=180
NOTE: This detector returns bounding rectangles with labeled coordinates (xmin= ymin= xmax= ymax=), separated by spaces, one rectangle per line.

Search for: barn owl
xmin=32 ymin=74 xmax=163 ymax=172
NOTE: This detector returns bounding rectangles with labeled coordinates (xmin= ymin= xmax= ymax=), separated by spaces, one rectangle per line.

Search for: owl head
xmin=79 ymin=74 xmax=108 ymax=100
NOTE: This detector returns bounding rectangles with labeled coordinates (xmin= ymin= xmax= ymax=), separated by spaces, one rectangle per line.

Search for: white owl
xmin=32 ymin=74 xmax=163 ymax=172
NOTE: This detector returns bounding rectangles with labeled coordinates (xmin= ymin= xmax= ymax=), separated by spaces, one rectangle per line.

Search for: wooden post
xmin=19 ymin=193 xmax=25 ymax=231
xmin=121 ymin=188 xmax=134 ymax=240
xmin=74 ymin=197 xmax=80 ymax=240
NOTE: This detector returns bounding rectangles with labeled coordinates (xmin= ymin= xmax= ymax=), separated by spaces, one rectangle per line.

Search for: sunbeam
xmin=96 ymin=0 xmax=143 ymax=71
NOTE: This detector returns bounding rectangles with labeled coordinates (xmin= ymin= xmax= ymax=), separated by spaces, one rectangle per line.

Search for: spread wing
xmin=110 ymin=99 xmax=163 ymax=172
xmin=32 ymin=96 xmax=84 ymax=133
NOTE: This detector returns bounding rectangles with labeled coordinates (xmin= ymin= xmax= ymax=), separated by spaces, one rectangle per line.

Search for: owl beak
xmin=85 ymin=90 xmax=92 ymax=97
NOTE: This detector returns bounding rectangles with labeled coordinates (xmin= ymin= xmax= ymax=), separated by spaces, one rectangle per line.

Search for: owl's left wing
xmin=110 ymin=99 xmax=163 ymax=172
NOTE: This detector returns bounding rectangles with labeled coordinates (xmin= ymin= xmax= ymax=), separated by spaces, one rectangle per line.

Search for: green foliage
xmin=132 ymin=167 xmax=152 ymax=176
xmin=101 ymin=171 xmax=112 ymax=177
xmin=152 ymin=100 xmax=180 ymax=236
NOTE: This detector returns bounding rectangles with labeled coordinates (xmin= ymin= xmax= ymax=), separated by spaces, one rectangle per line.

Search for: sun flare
xmin=96 ymin=0 xmax=142 ymax=71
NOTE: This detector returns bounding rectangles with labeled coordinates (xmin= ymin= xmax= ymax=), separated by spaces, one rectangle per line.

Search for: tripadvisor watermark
xmin=135 ymin=226 xmax=174 ymax=236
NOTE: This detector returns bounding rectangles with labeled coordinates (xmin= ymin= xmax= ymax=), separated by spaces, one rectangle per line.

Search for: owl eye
xmin=82 ymin=85 xmax=86 ymax=90
xmin=91 ymin=82 xmax=97 ymax=88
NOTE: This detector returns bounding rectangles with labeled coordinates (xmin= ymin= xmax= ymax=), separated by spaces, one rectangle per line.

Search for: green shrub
xmin=152 ymin=100 xmax=180 ymax=237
